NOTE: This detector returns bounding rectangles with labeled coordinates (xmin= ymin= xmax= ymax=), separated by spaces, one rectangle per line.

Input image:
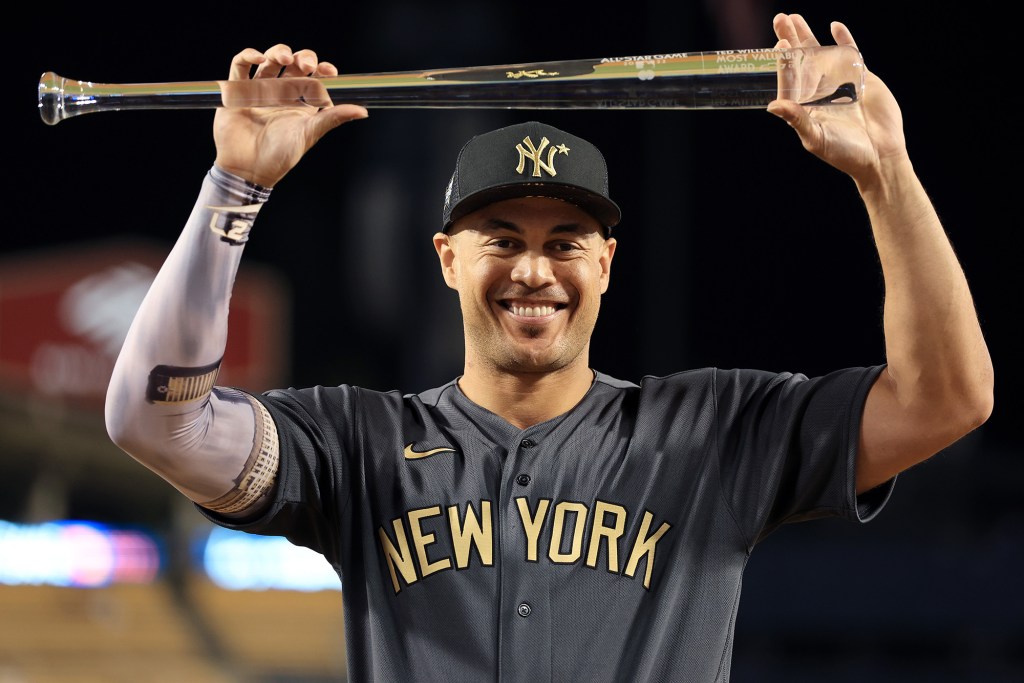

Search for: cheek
xmin=574 ymin=261 xmax=607 ymax=299
xmin=459 ymin=260 xmax=503 ymax=300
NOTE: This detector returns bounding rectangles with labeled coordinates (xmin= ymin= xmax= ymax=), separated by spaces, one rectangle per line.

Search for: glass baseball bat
xmin=38 ymin=44 xmax=864 ymax=126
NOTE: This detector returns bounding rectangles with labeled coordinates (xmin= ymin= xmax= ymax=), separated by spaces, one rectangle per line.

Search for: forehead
xmin=450 ymin=197 xmax=603 ymax=236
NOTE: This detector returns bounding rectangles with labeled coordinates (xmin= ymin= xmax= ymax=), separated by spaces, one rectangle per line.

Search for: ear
xmin=599 ymin=237 xmax=617 ymax=294
xmin=433 ymin=232 xmax=458 ymax=290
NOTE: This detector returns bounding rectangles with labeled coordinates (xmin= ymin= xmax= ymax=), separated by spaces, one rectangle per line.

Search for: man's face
xmin=434 ymin=197 xmax=617 ymax=375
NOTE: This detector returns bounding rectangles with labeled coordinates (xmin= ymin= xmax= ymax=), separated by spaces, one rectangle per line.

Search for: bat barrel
xmin=319 ymin=45 xmax=862 ymax=110
xmin=320 ymin=74 xmax=857 ymax=110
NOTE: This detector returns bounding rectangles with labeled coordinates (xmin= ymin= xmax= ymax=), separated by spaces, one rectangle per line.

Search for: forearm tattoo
xmin=207 ymin=203 xmax=263 ymax=245
xmin=206 ymin=166 xmax=271 ymax=246
xmin=200 ymin=393 xmax=280 ymax=514
xmin=146 ymin=360 xmax=222 ymax=404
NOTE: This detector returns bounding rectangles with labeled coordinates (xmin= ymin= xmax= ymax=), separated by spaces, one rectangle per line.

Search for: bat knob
xmin=38 ymin=72 xmax=66 ymax=126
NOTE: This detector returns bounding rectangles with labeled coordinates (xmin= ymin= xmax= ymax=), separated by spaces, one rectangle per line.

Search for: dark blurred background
xmin=2 ymin=1 xmax=1020 ymax=681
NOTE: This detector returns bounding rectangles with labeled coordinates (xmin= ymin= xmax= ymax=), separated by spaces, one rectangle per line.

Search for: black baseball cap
xmin=441 ymin=121 xmax=621 ymax=234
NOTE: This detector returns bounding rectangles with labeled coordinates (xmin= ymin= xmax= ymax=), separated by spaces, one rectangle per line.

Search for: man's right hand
xmin=213 ymin=44 xmax=369 ymax=188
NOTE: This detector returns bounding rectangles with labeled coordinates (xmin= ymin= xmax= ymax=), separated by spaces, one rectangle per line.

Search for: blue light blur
xmin=197 ymin=526 xmax=341 ymax=592
xmin=0 ymin=519 xmax=161 ymax=587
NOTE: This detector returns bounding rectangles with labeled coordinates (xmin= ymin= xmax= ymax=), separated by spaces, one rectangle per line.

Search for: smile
xmin=499 ymin=300 xmax=567 ymax=319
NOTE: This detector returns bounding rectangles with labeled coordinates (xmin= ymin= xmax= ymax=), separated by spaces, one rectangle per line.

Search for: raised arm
xmin=104 ymin=44 xmax=367 ymax=514
xmin=766 ymin=13 xmax=994 ymax=494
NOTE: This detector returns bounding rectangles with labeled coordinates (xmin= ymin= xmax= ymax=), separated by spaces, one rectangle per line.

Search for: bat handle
xmin=39 ymin=71 xmax=227 ymax=125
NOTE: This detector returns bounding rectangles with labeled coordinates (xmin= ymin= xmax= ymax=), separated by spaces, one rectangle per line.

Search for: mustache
xmin=494 ymin=286 xmax=570 ymax=301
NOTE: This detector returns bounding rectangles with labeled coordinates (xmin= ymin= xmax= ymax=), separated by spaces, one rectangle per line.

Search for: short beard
xmin=461 ymin=302 xmax=596 ymax=376
xmin=479 ymin=329 xmax=586 ymax=375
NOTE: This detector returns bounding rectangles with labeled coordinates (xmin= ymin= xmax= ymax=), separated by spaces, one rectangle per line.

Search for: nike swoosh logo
xmin=403 ymin=443 xmax=458 ymax=460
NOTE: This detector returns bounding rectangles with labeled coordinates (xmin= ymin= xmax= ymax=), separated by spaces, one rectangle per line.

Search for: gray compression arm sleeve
xmin=104 ymin=166 xmax=276 ymax=508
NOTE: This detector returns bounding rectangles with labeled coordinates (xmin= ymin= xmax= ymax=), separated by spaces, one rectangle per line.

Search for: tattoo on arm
xmin=207 ymin=203 xmax=263 ymax=245
xmin=146 ymin=360 xmax=222 ymax=404
xmin=200 ymin=394 xmax=280 ymax=515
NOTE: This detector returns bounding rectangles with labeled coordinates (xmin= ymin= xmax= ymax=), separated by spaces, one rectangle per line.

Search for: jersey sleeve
xmin=714 ymin=364 xmax=893 ymax=547
xmin=195 ymin=385 xmax=357 ymax=563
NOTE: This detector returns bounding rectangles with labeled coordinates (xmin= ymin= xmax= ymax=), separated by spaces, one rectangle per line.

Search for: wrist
xmin=210 ymin=165 xmax=273 ymax=205
xmin=854 ymin=152 xmax=915 ymax=203
xmin=202 ymin=167 xmax=273 ymax=246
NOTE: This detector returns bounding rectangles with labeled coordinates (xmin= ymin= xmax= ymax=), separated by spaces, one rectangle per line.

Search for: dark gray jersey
xmin=200 ymin=365 xmax=893 ymax=682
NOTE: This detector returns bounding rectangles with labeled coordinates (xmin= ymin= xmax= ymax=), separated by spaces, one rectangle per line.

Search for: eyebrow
xmin=482 ymin=218 xmax=590 ymax=235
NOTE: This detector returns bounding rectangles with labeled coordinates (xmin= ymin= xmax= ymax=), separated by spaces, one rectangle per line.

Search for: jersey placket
xmin=498 ymin=428 xmax=553 ymax=682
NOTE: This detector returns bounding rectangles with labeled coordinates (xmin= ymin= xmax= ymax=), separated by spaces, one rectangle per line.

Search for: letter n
xmin=378 ymin=518 xmax=418 ymax=594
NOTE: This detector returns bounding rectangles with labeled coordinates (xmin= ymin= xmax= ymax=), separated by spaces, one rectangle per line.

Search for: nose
xmin=510 ymin=250 xmax=556 ymax=289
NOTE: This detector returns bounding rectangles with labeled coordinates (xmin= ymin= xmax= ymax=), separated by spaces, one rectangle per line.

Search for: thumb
xmin=309 ymin=104 xmax=369 ymax=140
xmin=767 ymin=99 xmax=821 ymax=152
xmin=767 ymin=99 xmax=805 ymax=131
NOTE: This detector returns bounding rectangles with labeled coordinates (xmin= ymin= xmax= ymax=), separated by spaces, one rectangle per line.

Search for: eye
xmin=491 ymin=238 xmax=516 ymax=249
xmin=552 ymin=241 xmax=580 ymax=253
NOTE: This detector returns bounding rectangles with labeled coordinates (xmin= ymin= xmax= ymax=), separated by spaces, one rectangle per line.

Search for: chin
xmin=499 ymin=342 xmax=577 ymax=374
xmin=500 ymin=359 xmax=566 ymax=375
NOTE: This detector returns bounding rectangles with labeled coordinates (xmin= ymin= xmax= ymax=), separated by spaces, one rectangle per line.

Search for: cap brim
xmin=444 ymin=181 xmax=621 ymax=233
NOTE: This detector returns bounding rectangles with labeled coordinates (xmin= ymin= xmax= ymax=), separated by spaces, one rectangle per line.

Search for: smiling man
xmin=435 ymin=122 xmax=619 ymax=428
xmin=104 ymin=13 xmax=993 ymax=683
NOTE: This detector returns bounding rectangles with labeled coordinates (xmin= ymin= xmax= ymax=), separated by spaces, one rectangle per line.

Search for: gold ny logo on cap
xmin=515 ymin=135 xmax=570 ymax=178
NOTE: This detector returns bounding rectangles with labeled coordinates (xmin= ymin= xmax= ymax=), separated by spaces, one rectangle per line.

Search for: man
xmin=105 ymin=12 xmax=993 ymax=682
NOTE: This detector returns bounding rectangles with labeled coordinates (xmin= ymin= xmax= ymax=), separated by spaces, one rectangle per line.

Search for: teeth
xmin=510 ymin=304 xmax=556 ymax=317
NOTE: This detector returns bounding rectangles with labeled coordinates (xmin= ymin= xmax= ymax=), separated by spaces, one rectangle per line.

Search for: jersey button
xmin=516 ymin=474 xmax=531 ymax=486
xmin=517 ymin=602 xmax=532 ymax=618
xmin=520 ymin=438 xmax=536 ymax=449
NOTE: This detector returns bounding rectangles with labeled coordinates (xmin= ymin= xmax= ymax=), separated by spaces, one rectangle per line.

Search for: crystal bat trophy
xmin=38 ymin=44 xmax=864 ymax=125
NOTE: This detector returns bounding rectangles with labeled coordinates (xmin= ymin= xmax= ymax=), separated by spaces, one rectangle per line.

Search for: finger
xmin=283 ymin=48 xmax=320 ymax=77
xmin=314 ymin=61 xmax=339 ymax=78
xmin=774 ymin=38 xmax=795 ymax=100
xmin=772 ymin=13 xmax=795 ymax=43
xmin=772 ymin=13 xmax=808 ymax=46
xmin=254 ymin=44 xmax=295 ymax=78
xmin=789 ymin=14 xmax=821 ymax=47
xmin=228 ymin=48 xmax=266 ymax=80
xmin=830 ymin=21 xmax=858 ymax=49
